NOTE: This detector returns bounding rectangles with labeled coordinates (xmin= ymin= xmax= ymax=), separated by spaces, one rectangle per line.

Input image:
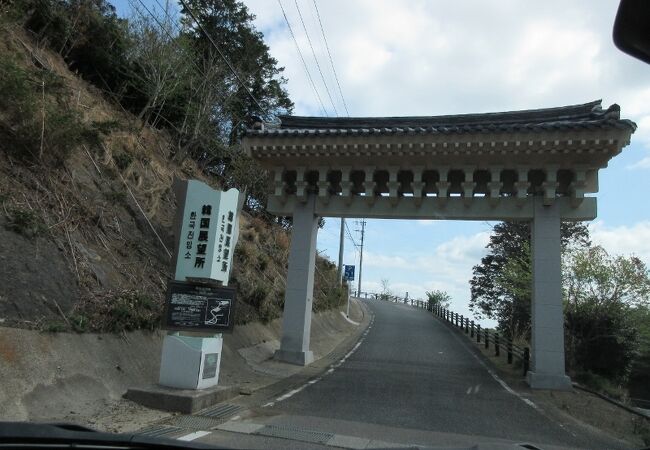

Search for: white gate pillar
xmin=275 ymin=195 xmax=318 ymax=365
xmin=527 ymin=197 xmax=572 ymax=390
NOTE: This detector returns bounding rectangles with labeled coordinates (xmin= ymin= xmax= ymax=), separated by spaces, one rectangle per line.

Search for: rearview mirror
xmin=613 ymin=0 xmax=650 ymax=65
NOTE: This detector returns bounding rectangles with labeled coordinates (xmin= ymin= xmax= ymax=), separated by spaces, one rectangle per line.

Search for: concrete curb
xmin=124 ymin=385 xmax=240 ymax=414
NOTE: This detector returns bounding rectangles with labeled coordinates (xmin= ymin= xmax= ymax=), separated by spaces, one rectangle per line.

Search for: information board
xmin=173 ymin=181 xmax=243 ymax=284
xmin=164 ymin=280 xmax=236 ymax=333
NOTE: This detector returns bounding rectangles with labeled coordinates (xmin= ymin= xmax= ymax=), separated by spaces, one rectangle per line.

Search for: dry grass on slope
xmin=0 ymin=23 xmax=344 ymax=332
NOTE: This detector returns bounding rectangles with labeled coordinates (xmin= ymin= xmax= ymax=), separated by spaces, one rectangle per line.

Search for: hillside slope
xmin=0 ymin=22 xmax=344 ymax=331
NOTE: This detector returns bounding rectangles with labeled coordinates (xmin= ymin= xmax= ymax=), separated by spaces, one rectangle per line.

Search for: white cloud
xmin=355 ymin=229 xmax=491 ymax=322
xmin=589 ymin=221 xmax=650 ymax=264
xmin=243 ymin=0 xmax=650 ymax=162
xmin=433 ymin=232 xmax=491 ymax=266
xmin=628 ymin=156 xmax=650 ymax=170
xmin=362 ymin=251 xmax=410 ymax=269
xmin=234 ymin=1 xmax=650 ymax=324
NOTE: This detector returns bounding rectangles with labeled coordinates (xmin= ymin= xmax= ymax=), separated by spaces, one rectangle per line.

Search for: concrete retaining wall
xmin=0 ymin=298 xmax=365 ymax=427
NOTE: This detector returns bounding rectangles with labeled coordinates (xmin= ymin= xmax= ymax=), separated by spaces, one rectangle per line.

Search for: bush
xmin=105 ymin=292 xmax=159 ymax=332
xmin=69 ymin=314 xmax=88 ymax=332
xmin=313 ymin=258 xmax=346 ymax=312
xmin=113 ymin=152 xmax=133 ymax=170
xmin=43 ymin=321 xmax=67 ymax=333
xmin=564 ymin=246 xmax=650 ymax=383
xmin=426 ymin=290 xmax=451 ymax=310
xmin=0 ymin=57 xmax=103 ymax=165
xmin=573 ymin=371 xmax=629 ymax=402
xmin=5 ymin=207 xmax=46 ymax=237
xmin=566 ymin=304 xmax=638 ymax=382
xmin=103 ymin=188 xmax=127 ymax=205
xmin=17 ymin=0 xmax=135 ymax=97
xmin=92 ymin=119 xmax=121 ymax=135
xmin=71 ymin=290 xmax=161 ymax=332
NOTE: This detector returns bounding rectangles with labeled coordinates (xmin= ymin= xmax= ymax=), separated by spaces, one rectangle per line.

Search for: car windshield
xmin=1 ymin=1 xmax=649 ymax=449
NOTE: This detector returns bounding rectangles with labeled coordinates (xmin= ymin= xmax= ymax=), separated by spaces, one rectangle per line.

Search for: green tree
xmin=179 ymin=0 xmax=293 ymax=144
xmin=492 ymin=241 xmax=532 ymax=340
xmin=20 ymin=0 xmax=134 ymax=95
xmin=426 ymin=290 xmax=451 ymax=310
xmin=469 ymin=221 xmax=590 ymax=340
xmin=563 ymin=246 xmax=650 ymax=382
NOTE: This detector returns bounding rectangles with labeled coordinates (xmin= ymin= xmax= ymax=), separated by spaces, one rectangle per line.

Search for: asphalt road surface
xmin=200 ymin=299 xmax=629 ymax=449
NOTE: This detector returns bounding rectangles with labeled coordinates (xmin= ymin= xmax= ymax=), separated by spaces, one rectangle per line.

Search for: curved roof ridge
xmin=277 ymin=100 xmax=607 ymax=129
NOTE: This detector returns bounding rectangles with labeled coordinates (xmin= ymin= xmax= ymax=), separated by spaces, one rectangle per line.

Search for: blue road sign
xmin=344 ymin=265 xmax=355 ymax=281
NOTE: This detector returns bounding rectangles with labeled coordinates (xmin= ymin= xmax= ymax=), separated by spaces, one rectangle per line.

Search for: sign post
xmin=343 ymin=265 xmax=355 ymax=317
xmin=159 ymin=180 xmax=243 ymax=390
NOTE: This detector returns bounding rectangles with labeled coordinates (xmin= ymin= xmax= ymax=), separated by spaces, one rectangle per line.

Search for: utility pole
xmin=356 ymin=219 xmax=366 ymax=297
xmin=337 ymin=218 xmax=345 ymax=285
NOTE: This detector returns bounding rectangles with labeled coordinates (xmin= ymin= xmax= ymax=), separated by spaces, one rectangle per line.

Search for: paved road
xmin=200 ymin=299 xmax=629 ymax=449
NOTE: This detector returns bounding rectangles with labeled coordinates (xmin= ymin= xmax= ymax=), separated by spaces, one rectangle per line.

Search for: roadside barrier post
xmin=484 ymin=329 xmax=489 ymax=349
xmin=476 ymin=324 xmax=481 ymax=343
xmin=470 ymin=320 xmax=475 ymax=338
xmin=507 ymin=341 xmax=513 ymax=364
xmin=495 ymin=333 xmax=500 ymax=357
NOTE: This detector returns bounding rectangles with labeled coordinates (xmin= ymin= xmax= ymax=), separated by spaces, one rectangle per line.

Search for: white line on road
xmin=275 ymin=386 xmax=306 ymax=402
xmin=466 ymin=387 xmax=472 ymax=394
xmin=262 ymin=313 xmax=371 ymax=408
xmin=177 ymin=431 xmax=210 ymax=441
xmin=445 ymin=323 xmax=539 ymax=409
xmin=441 ymin=326 xmax=588 ymax=441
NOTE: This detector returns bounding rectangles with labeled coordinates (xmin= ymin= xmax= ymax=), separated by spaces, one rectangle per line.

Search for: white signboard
xmin=174 ymin=181 xmax=242 ymax=284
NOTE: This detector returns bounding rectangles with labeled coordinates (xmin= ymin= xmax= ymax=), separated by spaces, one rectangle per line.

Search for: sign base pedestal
xmin=159 ymin=334 xmax=222 ymax=390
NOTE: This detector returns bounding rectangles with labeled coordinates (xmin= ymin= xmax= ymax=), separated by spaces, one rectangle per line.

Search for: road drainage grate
xmin=166 ymin=415 xmax=225 ymax=430
xmin=135 ymin=424 xmax=182 ymax=438
xmin=197 ymin=403 xmax=243 ymax=419
xmin=255 ymin=424 xmax=334 ymax=444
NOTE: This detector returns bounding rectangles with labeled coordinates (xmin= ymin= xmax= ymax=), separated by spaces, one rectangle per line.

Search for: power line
xmin=344 ymin=220 xmax=358 ymax=248
xmin=312 ymin=0 xmax=350 ymax=116
xmin=129 ymin=0 xmax=250 ymax=130
xmin=293 ymin=0 xmax=338 ymax=116
xmin=149 ymin=0 xmax=270 ymax=110
xmin=178 ymin=0 xmax=272 ymax=120
xmin=277 ymin=0 xmax=329 ymax=116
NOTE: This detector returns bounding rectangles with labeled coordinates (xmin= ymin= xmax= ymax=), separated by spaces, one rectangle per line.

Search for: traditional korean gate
xmin=242 ymin=100 xmax=635 ymax=390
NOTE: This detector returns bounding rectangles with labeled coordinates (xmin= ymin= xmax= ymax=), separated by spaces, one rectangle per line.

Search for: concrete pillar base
xmin=527 ymin=371 xmax=573 ymax=390
xmin=274 ymin=349 xmax=314 ymax=366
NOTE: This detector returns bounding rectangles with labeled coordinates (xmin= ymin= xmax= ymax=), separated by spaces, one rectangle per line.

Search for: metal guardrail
xmin=432 ymin=305 xmax=530 ymax=376
xmin=357 ymin=291 xmax=428 ymax=308
xmin=358 ymin=292 xmax=530 ymax=377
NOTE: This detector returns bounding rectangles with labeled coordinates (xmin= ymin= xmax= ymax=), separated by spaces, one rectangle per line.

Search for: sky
xmin=112 ymin=0 xmax=650 ymax=324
